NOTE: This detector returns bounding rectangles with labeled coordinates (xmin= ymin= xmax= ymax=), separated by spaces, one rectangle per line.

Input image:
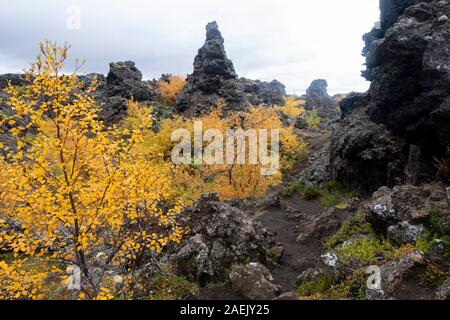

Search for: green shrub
xmin=324 ymin=213 xmax=374 ymax=251
xmin=282 ymin=181 xmax=305 ymax=197
xmin=321 ymin=193 xmax=343 ymax=210
xmin=419 ymin=264 xmax=450 ymax=288
xmin=297 ymin=270 xmax=367 ymax=300
xmin=303 ymin=186 xmax=322 ymax=200
xmin=323 ymin=180 xmax=345 ymax=194
xmin=306 ymin=109 xmax=321 ymax=129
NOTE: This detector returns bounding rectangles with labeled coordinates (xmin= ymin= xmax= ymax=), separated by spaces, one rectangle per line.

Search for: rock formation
xmin=331 ymin=0 xmax=450 ymax=192
xmin=160 ymin=194 xmax=275 ymax=281
xmin=176 ymin=21 xmax=286 ymax=116
xmin=304 ymin=79 xmax=340 ymax=126
xmin=92 ymin=61 xmax=159 ymax=123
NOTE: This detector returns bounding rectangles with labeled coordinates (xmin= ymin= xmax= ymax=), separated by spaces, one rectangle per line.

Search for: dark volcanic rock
xmin=176 ymin=22 xmax=286 ymax=116
xmin=241 ymin=78 xmax=286 ymax=107
xmin=331 ymin=0 xmax=450 ymax=192
xmin=304 ymin=79 xmax=340 ymax=126
xmin=229 ymin=262 xmax=280 ymax=300
xmin=330 ymin=106 xmax=405 ymax=192
xmin=163 ymin=194 xmax=274 ymax=281
xmin=365 ymin=183 xmax=450 ymax=238
xmin=94 ymin=61 xmax=158 ymax=122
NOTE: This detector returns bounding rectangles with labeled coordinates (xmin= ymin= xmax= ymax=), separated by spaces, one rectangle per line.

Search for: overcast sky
xmin=0 ymin=0 xmax=380 ymax=94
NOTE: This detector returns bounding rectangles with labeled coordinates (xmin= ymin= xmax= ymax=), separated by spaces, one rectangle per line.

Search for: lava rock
xmin=387 ymin=221 xmax=425 ymax=246
xmin=303 ymin=79 xmax=340 ymax=127
xmin=229 ymin=262 xmax=280 ymax=300
xmin=164 ymin=194 xmax=274 ymax=280
xmin=366 ymin=185 xmax=428 ymax=232
xmin=176 ymin=22 xmax=286 ymax=116
xmin=330 ymin=106 xmax=404 ymax=193
xmin=331 ymin=0 xmax=450 ymax=191
xmin=366 ymin=250 xmax=425 ymax=300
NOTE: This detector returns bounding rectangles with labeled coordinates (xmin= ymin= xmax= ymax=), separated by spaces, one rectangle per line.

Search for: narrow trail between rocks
xmin=254 ymin=130 xmax=334 ymax=292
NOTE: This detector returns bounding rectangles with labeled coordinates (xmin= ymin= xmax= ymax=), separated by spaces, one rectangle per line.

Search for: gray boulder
xmin=367 ymin=251 xmax=425 ymax=300
xmin=387 ymin=221 xmax=425 ymax=246
xmin=164 ymin=194 xmax=274 ymax=280
xmin=229 ymin=262 xmax=280 ymax=300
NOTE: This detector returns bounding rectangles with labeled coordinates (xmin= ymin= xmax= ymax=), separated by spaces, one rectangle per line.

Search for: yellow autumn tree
xmin=124 ymin=104 xmax=307 ymax=201
xmin=157 ymin=75 xmax=186 ymax=105
xmin=0 ymin=41 xmax=184 ymax=299
xmin=275 ymin=96 xmax=305 ymax=118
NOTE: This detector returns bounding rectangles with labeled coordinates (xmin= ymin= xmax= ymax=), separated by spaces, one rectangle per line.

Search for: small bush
xmin=303 ymin=186 xmax=322 ymax=200
xmin=336 ymin=237 xmax=394 ymax=266
xmin=434 ymin=148 xmax=450 ymax=183
xmin=157 ymin=75 xmax=186 ymax=105
xmin=419 ymin=264 xmax=450 ymax=288
xmin=297 ymin=270 xmax=367 ymax=300
xmin=321 ymin=193 xmax=343 ymax=210
xmin=306 ymin=109 xmax=321 ymax=129
xmin=275 ymin=97 xmax=305 ymax=118
xmin=282 ymin=181 xmax=305 ymax=197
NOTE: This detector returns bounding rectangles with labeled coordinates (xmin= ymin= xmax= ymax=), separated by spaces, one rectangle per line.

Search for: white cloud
xmin=0 ymin=0 xmax=379 ymax=94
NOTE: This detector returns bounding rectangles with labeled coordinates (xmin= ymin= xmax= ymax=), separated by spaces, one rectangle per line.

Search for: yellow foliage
xmin=0 ymin=41 xmax=185 ymax=299
xmin=157 ymin=75 xmax=186 ymax=105
xmin=125 ymin=104 xmax=307 ymax=201
xmin=0 ymin=259 xmax=47 ymax=300
xmin=275 ymin=97 xmax=305 ymax=118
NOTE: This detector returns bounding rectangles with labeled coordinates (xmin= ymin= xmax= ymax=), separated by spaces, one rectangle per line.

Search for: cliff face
xmin=176 ymin=21 xmax=286 ymax=116
xmin=331 ymin=0 xmax=450 ymax=192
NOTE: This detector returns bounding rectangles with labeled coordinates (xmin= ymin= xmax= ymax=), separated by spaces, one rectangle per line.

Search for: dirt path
xmin=254 ymin=130 xmax=335 ymax=292
xmin=255 ymin=197 xmax=324 ymax=292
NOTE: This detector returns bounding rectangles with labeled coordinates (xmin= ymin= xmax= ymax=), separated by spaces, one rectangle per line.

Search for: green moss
xmin=282 ymin=181 xmax=305 ymax=197
xmin=324 ymin=213 xmax=374 ymax=251
xmin=297 ymin=274 xmax=335 ymax=297
xmin=336 ymin=237 xmax=394 ymax=266
xmin=303 ymin=186 xmax=322 ymax=200
xmin=149 ymin=275 xmax=198 ymax=300
xmin=324 ymin=213 xmax=396 ymax=267
xmin=318 ymin=180 xmax=358 ymax=210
